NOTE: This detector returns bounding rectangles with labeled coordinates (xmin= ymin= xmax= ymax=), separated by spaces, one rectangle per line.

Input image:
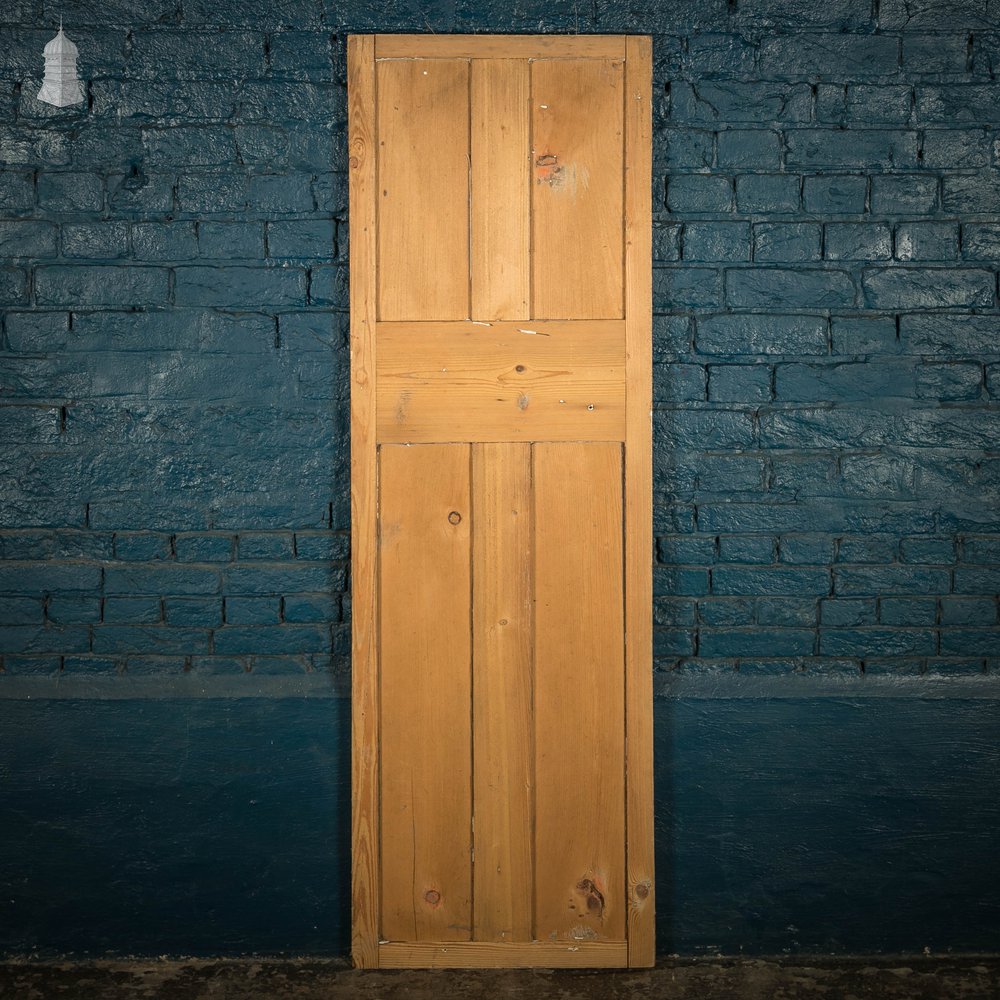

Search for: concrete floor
xmin=0 ymin=957 xmax=998 ymax=999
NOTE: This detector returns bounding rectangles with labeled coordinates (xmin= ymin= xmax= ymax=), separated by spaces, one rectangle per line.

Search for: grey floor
xmin=1 ymin=957 xmax=998 ymax=999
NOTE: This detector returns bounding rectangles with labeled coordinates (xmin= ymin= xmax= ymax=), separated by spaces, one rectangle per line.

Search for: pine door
xmin=348 ymin=33 xmax=652 ymax=969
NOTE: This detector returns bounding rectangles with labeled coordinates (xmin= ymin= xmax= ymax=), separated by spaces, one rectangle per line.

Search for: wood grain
xmin=533 ymin=442 xmax=626 ymax=943
xmin=347 ymin=33 xmax=379 ymax=970
xmin=472 ymin=59 xmax=530 ymax=321
xmin=623 ymin=35 xmax=655 ymax=970
xmin=531 ymin=59 xmax=624 ymax=320
xmin=472 ymin=443 xmax=533 ymax=941
xmin=376 ymin=320 xmax=625 ymax=443
xmin=379 ymin=444 xmax=473 ymax=942
xmin=376 ymin=34 xmax=626 ymax=60
xmin=378 ymin=941 xmax=628 ymax=968
xmin=377 ymin=58 xmax=470 ymax=321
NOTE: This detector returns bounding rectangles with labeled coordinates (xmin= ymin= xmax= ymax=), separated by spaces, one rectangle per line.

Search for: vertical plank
xmin=533 ymin=442 xmax=626 ymax=943
xmin=379 ymin=444 xmax=473 ymax=942
xmin=531 ymin=59 xmax=624 ymax=320
xmin=348 ymin=33 xmax=379 ymax=971
xmin=471 ymin=60 xmax=530 ymax=321
xmin=472 ymin=443 xmax=533 ymax=941
xmin=377 ymin=59 xmax=470 ymax=321
xmin=623 ymin=35 xmax=655 ymax=970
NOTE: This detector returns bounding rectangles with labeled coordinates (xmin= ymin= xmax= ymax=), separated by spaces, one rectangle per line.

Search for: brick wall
xmin=2 ymin=0 xmax=997 ymax=680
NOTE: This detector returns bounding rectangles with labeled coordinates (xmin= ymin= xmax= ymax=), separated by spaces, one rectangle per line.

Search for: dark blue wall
xmin=1 ymin=0 xmax=999 ymax=957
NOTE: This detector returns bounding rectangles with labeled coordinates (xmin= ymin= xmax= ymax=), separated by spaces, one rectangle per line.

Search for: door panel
xmin=350 ymin=33 xmax=652 ymax=969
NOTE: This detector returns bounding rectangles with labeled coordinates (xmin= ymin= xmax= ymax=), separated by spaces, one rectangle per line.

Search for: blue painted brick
xmin=871 ymin=175 xmax=939 ymax=215
xmin=753 ymin=223 xmax=822 ymax=262
xmin=939 ymin=630 xmax=1000 ymax=656
xmin=880 ymin=597 xmax=937 ymax=627
xmin=923 ymin=129 xmax=989 ymax=169
xmin=657 ymin=128 xmax=714 ymax=170
xmin=238 ymin=532 xmax=295 ymax=560
xmin=653 ymin=566 xmax=710 ymax=597
xmin=0 ymin=170 xmax=35 ymax=213
xmin=940 ymin=597 xmax=997 ymax=626
xmin=0 ymin=268 xmax=28 ymax=304
xmin=698 ymin=597 xmax=754 ymax=626
xmin=838 ymin=536 xmax=898 ymax=563
xmin=61 ymin=222 xmax=131 ymax=260
xmin=657 ymin=534 xmax=715 ymax=564
xmin=132 ymin=222 xmax=199 ymax=262
xmin=757 ymin=597 xmax=817 ymax=627
xmin=916 ymin=362 xmax=983 ymax=401
xmin=247 ymin=655 xmax=309 ymax=675
xmin=727 ymin=268 xmax=856 ymax=309
xmin=103 ymin=597 xmax=162 ymax=624
xmin=787 ymin=130 xmax=917 ymax=169
xmin=895 ymin=222 xmax=958 ymax=261
xmin=174 ymin=266 xmax=307 ymax=308
xmin=36 ymin=172 xmax=103 ymax=212
xmin=655 ymin=362 xmax=705 ymax=404
xmin=224 ymin=565 xmax=343 ymax=595
xmin=225 ymin=596 xmax=281 ymax=625
xmin=846 ymin=85 xmax=913 ymax=125
xmin=717 ymin=535 xmax=775 ymax=563
xmin=830 ymin=316 xmax=898 ymax=355
xmin=736 ymin=175 xmax=800 ymax=214
xmin=963 ymin=537 xmax=1000 ymax=564
xmin=716 ymin=130 xmax=781 ymax=169
xmin=697 ymin=314 xmax=828 ymax=356
xmin=283 ymin=593 xmax=338 ymax=623
xmin=900 ymin=537 xmax=956 ymax=564
xmin=683 ymin=222 xmax=750 ymax=262
xmin=713 ymin=566 xmax=830 ymax=596
xmin=1 ymin=654 xmax=63 ymax=673
xmin=777 ymin=361 xmax=916 ymax=404
xmin=212 ymin=624 xmax=330 ymax=654
xmin=735 ymin=0 xmax=870 ymax=29
xmin=129 ymin=30 xmax=266 ymax=78
xmin=653 ymin=267 xmax=722 ymax=308
xmin=0 ymin=563 xmax=101 ymax=593
xmin=821 ymin=598 xmax=877 ymax=626
xmin=685 ymin=33 xmax=757 ymax=75
xmin=758 ymin=33 xmax=899 ymax=78
xmin=667 ymin=175 xmax=733 ymax=213
xmin=652 ymin=222 xmax=681 ymax=262
xmin=962 ymin=223 xmax=1000 ymax=261
xmin=779 ymin=535 xmax=836 ymax=565
xmin=942 ymin=174 xmax=1000 ymax=213
xmin=198 ymin=222 xmax=263 ymax=259
xmin=900 ymin=314 xmax=999 ymax=356
xmin=0 ymin=221 xmax=58 ymax=258
xmin=989 ymin=364 xmax=1000 ymax=400
xmin=5 ymin=312 xmax=70 ymax=353
xmin=267 ymin=220 xmax=336 ymax=260
xmin=863 ymin=268 xmax=995 ymax=309
xmin=163 ymin=598 xmax=223 ymax=627
xmin=0 ymin=596 xmax=43 ymax=624
xmin=902 ymin=33 xmax=970 ymax=73
xmin=294 ymin=532 xmax=350 ymax=561
xmin=653 ymin=598 xmax=697 ymax=627
xmin=820 ymin=627 xmax=936 ymax=656
xmin=309 ymin=264 xmax=349 ymax=306
xmin=654 ymin=629 xmax=696 ymax=657
xmin=918 ymin=85 xmax=1000 ymax=124
xmin=701 ymin=628 xmax=814 ymax=657
xmin=0 ymin=625 xmax=89 ymax=653
xmin=114 ymin=532 xmax=171 ymax=561
xmin=92 ymin=625 xmax=210 ymax=655
xmin=825 ymin=223 xmax=892 ymax=261
xmin=803 ymin=175 xmax=867 ymax=214
xmin=35 ymin=266 xmax=169 ymax=307
xmin=672 ymin=81 xmax=812 ymax=124
xmin=104 ymin=566 xmax=220 ymax=595
xmin=707 ymin=364 xmax=771 ymax=403
xmin=174 ymin=534 xmax=234 ymax=563
xmin=836 ymin=565 xmax=950 ymax=595
xmin=45 ymin=596 xmax=101 ymax=624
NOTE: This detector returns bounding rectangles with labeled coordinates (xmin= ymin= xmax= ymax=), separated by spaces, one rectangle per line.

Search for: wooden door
xmin=348 ymin=33 xmax=652 ymax=970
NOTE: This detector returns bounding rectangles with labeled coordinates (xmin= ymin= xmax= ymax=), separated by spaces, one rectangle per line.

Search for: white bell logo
xmin=37 ymin=19 xmax=84 ymax=108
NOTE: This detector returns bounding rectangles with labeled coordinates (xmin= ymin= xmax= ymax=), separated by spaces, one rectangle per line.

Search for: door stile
xmin=623 ymin=34 xmax=654 ymax=968
xmin=348 ymin=34 xmax=380 ymax=970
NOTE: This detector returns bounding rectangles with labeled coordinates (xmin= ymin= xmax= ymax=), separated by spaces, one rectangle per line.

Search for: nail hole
xmin=448 ymin=511 xmax=462 ymax=525
xmin=516 ymin=364 xmax=525 ymax=373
